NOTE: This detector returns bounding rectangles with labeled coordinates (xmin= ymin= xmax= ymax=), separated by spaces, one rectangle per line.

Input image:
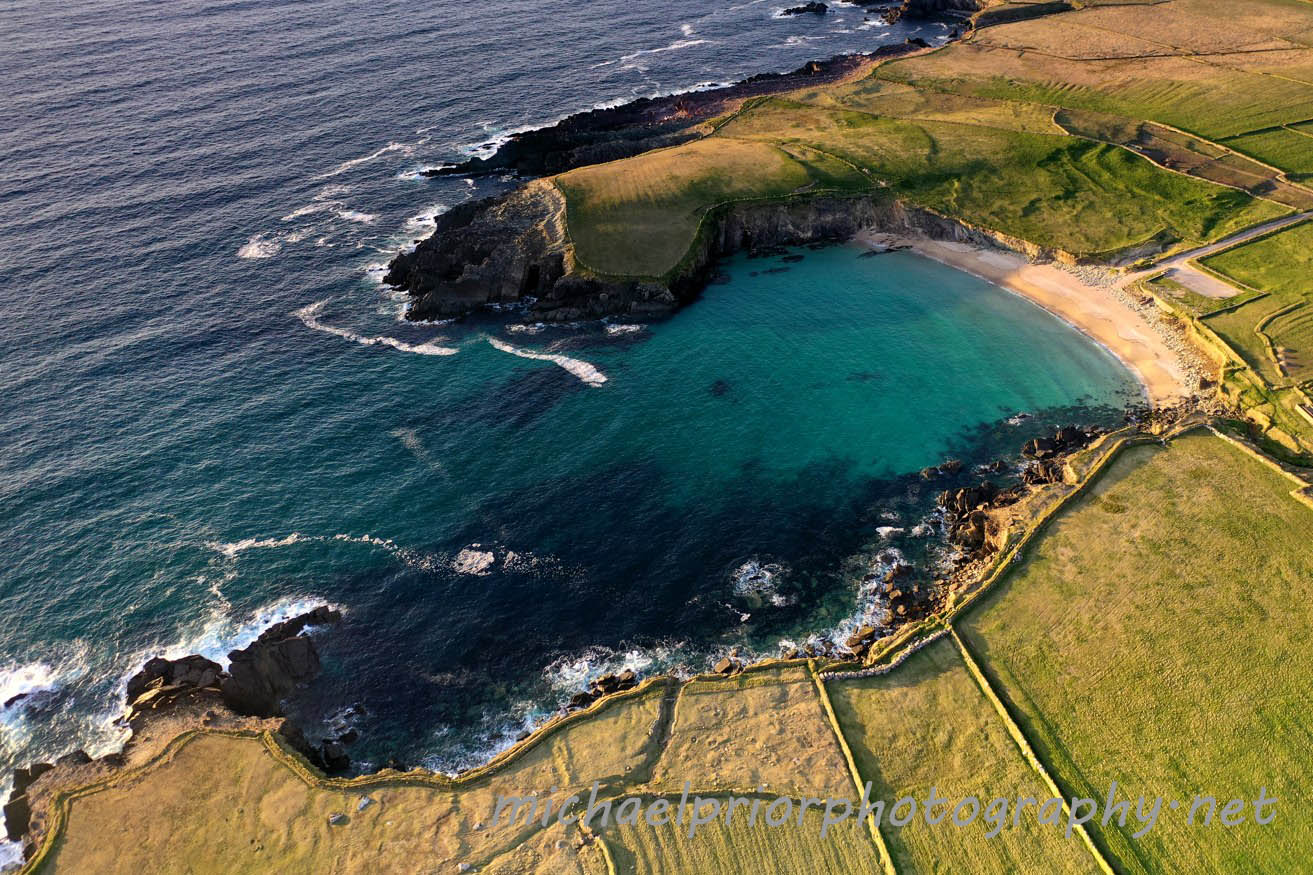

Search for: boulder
xmin=844 ymin=626 xmax=879 ymax=651
xmin=882 ymin=563 xmax=914 ymax=585
xmin=1022 ymin=436 xmax=1058 ymax=459
xmin=782 ymin=1 xmax=828 ymax=13
xmin=712 ymin=657 xmax=738 ymax=675
xmin=220 ymin=608 xmax=340 ymax=718
xmin=125 ymin=654 xmax=223 ymax=702
xmin=3 ymin=796 xmax=30 ymax=842
xmin=938 ymin=482 xmax=999 ymax=516
xmin=320 ymin=741 xmax=351 ymax=773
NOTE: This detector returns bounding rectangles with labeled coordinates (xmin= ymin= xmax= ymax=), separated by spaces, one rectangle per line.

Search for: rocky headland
xmin=3 ymin=606 xmax=350 ymax=859
xmin=385 ymin=1 xmax=1001 ymax=323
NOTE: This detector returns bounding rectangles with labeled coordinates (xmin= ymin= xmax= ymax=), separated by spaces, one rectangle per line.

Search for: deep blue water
xmin=0 ymin=0 xmax=1139 ymax=812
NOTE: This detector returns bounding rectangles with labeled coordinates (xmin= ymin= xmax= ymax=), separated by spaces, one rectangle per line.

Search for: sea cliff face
xmin=386 ymin=187 xmax=1066 ymax=323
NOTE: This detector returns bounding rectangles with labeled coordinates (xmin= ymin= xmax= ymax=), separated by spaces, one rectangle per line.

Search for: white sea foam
xmin=236 ymin=234 xmax=281 ymax=259
xmin=731 ymin=560 xmax=794 ymax=607
xmin=0 ymin=839 xmax=24 ymax=871
xmin=296 ymin=300 xmax=459 ymax=356
xmin=876 ymin=526 xmax=905 ymax=539
xmin=452 ymin=547 xmax=496 ymax=576
xmin=390 ymin=427 xmax=448 ymax=474
xmin=0 ymin=662 xmax=65 ymax=710
xmin=335 ymin=209 xmax=378 ymax=224
xmin=486 ymin=336 xmax=606 ymax=385
xmin=544 ymin=645 xmax=670 ymax=693
xmin=403 ymin=206 xmax=446 ymax=234
xmin=314 ymin=141 xmax=420 ymax=179
xmin=281 ymin=202 xmax=338 ymax=221
xmin=153 ymin=595 xmax=338 ymax=668
xmin=206 ymin=532 xmax=307 ymax=559
xmin=615 ymin=38 xmax=713 ymax=71
xmin=603 ymin=323 xmax=643 ymax=336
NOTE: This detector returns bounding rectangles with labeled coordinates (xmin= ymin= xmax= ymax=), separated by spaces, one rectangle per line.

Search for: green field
xmin=879 ymin=0 xmax=1313 ymax=141
xmin=1200 ymin=220 xmax=1313 ymax=298
xmin=557 ymin=138 xmax=870 ymax=277
xmin=828 ymin=638 xmax=1102 ymax=874
xmin=1202 ymin=295 xmax=1293 ymax=384
xmin=958 ymin=430 xmax=1313 ymax=874
xmin=557 ymin=93 xmax=1283 ymax=278
xmin=1223 ymin=128 xmax=1313 ymax=179
xmin=550 ymin=0 xmax=1313 ymax=280
xmin=1200 ymin=220 xmax=1313 ymax=383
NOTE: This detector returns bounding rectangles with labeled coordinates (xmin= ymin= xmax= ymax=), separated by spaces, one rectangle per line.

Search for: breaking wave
xmin=487 ymin=336 xmax=607 ymax=385
xmin=296 ymin=300 xmax=459 ymax=356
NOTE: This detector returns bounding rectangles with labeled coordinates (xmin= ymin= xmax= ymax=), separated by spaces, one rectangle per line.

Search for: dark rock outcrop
xmin=429 ymin=51 xmax=906 ymax=180
xmin=222 ymin=606 xmax=341 ymax=718
xmin=782 ymin=2 xmax=828 ymax=15
xmin=1022 ymin=425 xmax=1101 ymax=460
xmin=565 ymin=670 xmax=640 ymax=711
xmin=122 ymin=606 xmax=341 ymax=725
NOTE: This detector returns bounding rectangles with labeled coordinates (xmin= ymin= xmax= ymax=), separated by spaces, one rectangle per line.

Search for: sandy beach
xmin=858 ymin=232 xmax=1195 ymax=407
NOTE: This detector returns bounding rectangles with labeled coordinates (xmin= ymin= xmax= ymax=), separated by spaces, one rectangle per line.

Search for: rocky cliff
xmin=386 ymin=184 xmax=1074 ymax=323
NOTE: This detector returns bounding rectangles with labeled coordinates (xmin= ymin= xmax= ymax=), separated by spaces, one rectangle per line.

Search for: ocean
xmin=0 ymin=0 xmax=1140 ymax=810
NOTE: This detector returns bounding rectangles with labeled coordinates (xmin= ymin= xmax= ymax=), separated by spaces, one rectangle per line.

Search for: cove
xmin=0 ymin=244 xmax=1141 ymax=777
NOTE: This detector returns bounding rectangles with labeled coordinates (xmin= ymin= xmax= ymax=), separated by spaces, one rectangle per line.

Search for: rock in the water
xmin=320 ymin=741 xmax=350 ymax=773
xmin=220 ymin=607 xmax=341 ymax=718
xmin=782 ymin=1 xmax=827 ymax=14
xmin=713 ymin=656 xmax=738 ymax=675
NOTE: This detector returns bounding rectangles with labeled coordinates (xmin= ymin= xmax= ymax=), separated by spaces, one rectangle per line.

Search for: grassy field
xmin=1223 ymin=128 xmax=1313 ymax=180
xmin=958 ymin=430 xmax=1313 ymax=874
xmin=1200 ymin=220 xmax=1313 ymax=383
xmin=38 ymin=684 xmax=671 ymax=873
xmin=600 ymin=804 xmax=882 ymax=875
xmin=648 ymin=664 xmax=853 ymax=799
xmin=828 ymin=638 xmax=1102 ymax=874
xmin=1200 ymin=220 xmax=1313 ymax=297
xmin=551 ymin=0 xmax=1310 ymax=279
xmin=879 ymin=0 xmax=1313 ymax=141
xmin=556 ymin=137 xmax=870 ymax=277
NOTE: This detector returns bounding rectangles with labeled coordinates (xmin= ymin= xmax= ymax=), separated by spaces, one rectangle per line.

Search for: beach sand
xmin=857 ymin=232 xmax=1194 ymax=407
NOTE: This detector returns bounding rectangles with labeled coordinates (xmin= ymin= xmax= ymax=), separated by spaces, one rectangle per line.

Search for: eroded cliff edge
xmin=385 ymin=185 xmax=1070 ymax=323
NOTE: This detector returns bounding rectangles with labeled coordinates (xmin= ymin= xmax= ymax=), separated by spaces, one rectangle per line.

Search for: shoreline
xmin=858 ymin=231 xmax=1196 ymax=407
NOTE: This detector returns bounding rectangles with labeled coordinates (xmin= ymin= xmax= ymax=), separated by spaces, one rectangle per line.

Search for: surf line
xmin=296 ymin=300 xmax=458 ymax=356
xmin=486 ymin=336 xmax=607 ymax=386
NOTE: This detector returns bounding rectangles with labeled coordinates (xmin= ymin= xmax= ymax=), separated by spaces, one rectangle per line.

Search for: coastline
xmin=858 ymin=231 xmax=1197 ymax=407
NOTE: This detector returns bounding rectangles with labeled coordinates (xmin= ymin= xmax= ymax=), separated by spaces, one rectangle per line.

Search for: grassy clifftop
xmin=555 ymin=0 xmax=1313 ymax=280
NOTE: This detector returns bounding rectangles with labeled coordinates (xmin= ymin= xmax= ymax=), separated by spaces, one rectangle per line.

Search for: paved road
xmin=1124 ymin=211 xmax=1313 ymax=297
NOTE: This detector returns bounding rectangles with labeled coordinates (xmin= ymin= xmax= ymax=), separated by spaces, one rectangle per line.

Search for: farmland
xmin=1200 ymin=220 xmax=1313 ymax=384
xmin=957 ymin=430 xmax=1313 ymax=873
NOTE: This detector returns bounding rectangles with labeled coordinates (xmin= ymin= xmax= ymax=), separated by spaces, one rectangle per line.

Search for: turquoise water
xmin=0 ymin=238 xmax=1141 ymax=776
